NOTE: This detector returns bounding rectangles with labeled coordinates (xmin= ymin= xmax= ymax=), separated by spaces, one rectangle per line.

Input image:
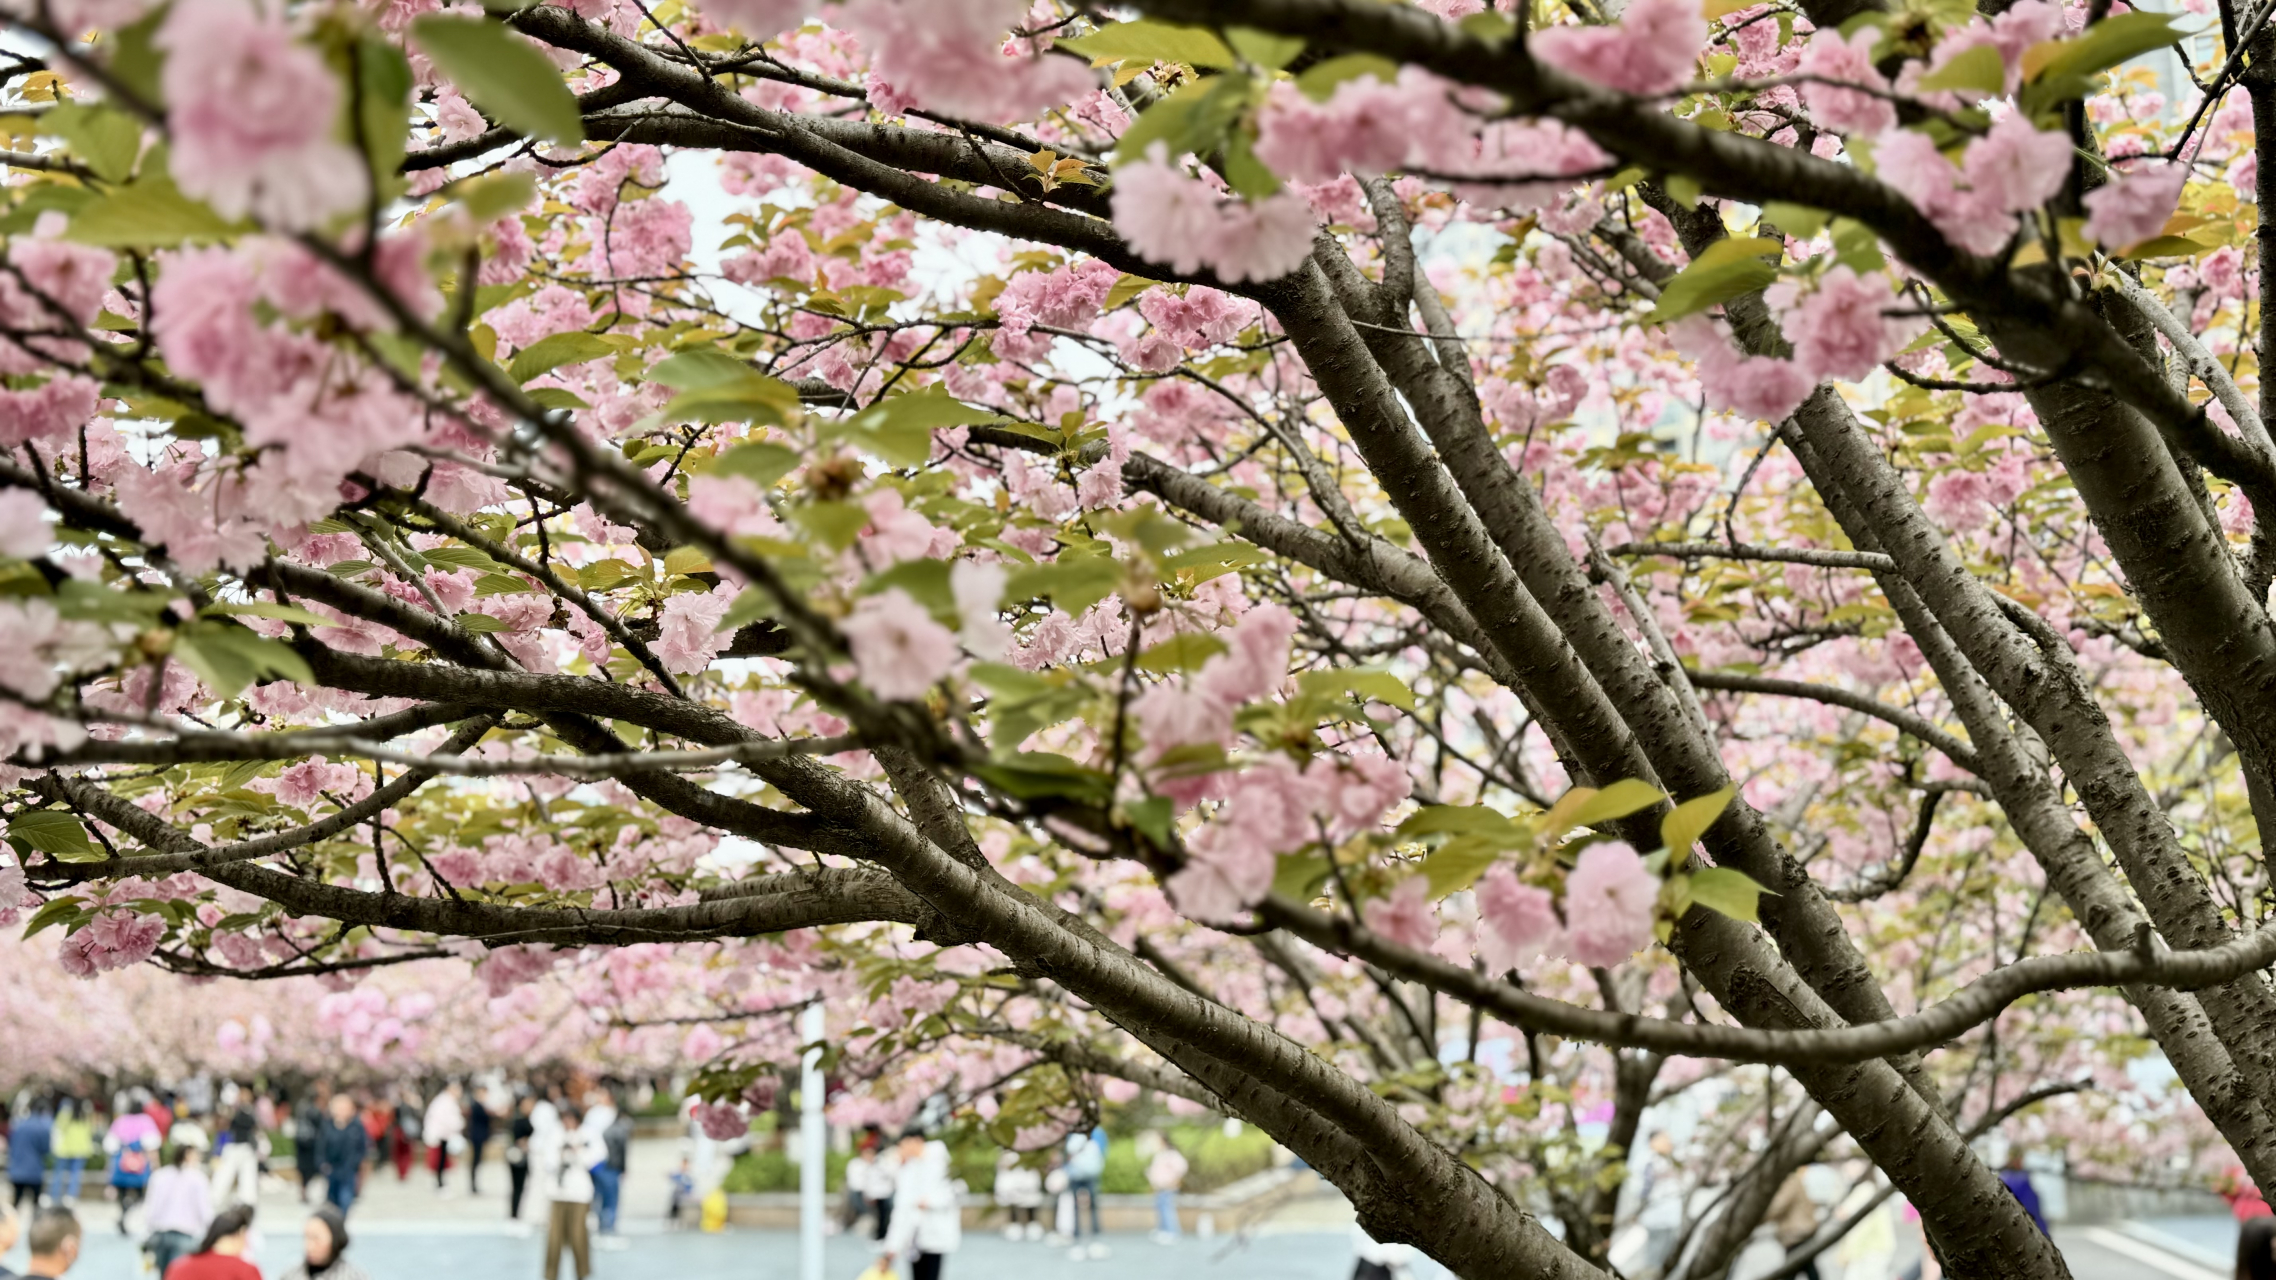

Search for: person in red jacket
xmin=163 ymin=1205 xmax=260 ymax=1280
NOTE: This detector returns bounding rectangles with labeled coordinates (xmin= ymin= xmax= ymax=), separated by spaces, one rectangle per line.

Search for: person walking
xmin=142 ymin=1146 xmax=214 ymax=1278
xmin=879 ymin=1131 xmax=960 ymax=1280
xmin=291 ymin=1089 xmax=327 ymax=1206
xmin=991 ymin=1150 xmax=1041 ymax=1241
xmin=8 ymin=1100 xmax=50 ymax=1213
xmin=595 ymin=1099 xmax=631 ymax=1250
xmin=421 ymin=1084 xmax=463 ymax=1198
xmin=387 ymin=1090 xmax=419 ymax=1184
xmin=105 ymin=1106 xmax=159 ymax=1236
xmin=45 ymin=1101 xmax=91 ymax=1206
xmin=23 ymin=1206 xmax=82 ymax=1278
xmin=161 ymin=1205 xmax=259 ymax=1280
xmin=1997 ymin=1149 xmax=2049 ymax=1236
xmin=1768 ymin=1167 xmax=1824 ymax=1280
xmin=210 ymin=1100 xmax=262 ymax=1211
xmin=278 ymin=1206 xmax=367 ymax=1280
xmin=504 ymin=1096 xmax=536 ymax=1233
xmin=464 ymin=1088 xmax=493 ymax=1198
xmin=532 ymin=1103 xmax=597 ymax=1280
xmin=1062 ymin=1126 xmax=1106 ymax=1261
xmin=313 ymin=1097 xmax=368 ymax=1217
xmin=1145 ymin=1133 xmax=1188 ymax=1244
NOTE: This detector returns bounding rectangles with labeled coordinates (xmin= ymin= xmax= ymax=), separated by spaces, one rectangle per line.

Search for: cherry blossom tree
xmin=2 ymin=0 xmax=2275 ymax=1275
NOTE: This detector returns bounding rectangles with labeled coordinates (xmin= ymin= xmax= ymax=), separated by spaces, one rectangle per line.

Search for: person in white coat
xmin=422 ymin=1083 xmax=465 ymax=1198
xmin=879 ymin=1132 xmax=960 ymax=1280
xmin=531 ymin=1102 xmax=597 ymax=1280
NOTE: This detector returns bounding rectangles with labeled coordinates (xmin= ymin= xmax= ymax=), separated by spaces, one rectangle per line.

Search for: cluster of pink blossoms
xmin=158 ymin=0 xmax=366 ymax=230
xmin=838 ymin=0 xmax=1095 ymax=124
xmin=1111 ymin=152 xmax=1320 ymax=285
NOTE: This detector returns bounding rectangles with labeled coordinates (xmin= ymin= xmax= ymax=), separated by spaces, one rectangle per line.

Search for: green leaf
xmin=66 ymin=174 xmax=237 ymax=248
xmin=1650 ymin=237 xmax=1781 ymax=324
xmin=1564 ymin=779 xmax=1667 ymax=830
xmin=1296 ymin=668 xmax=1416 ymax=712
xmin=1272 ymin=852 xmax=1332 ymax=901
xmin=2024 ymin=11 xmax=2191 ymax=110
xmin=1660 ymin=785 xmax=1737 ymax=861
xmin=1114 ymin=74 xmax=1253 ymax=166
xmin=1226 ymin=27 xmax=1305 ymax=70
xmin=861 ymin=558 xmax=956 ymax=619
xmin=172 ymin=623 xmax=315 ymax=699
xmin=1104 ymin=273 xmax=1156 ymax=309
xmin=1664 ymin=173 xmax=1704 ymax=210
xmin=22 ymin=895 xmax=87 ymax=937
xmin=787 ymin=500 xmax=867 ymax=552
xmin=1421 ymin=835 xmax=1504 ymax=897
xmin=45 ymin=103 xmax=141 ymax=184
xmin=1830 ymin=218 xmax=1886 ymax=273
xmin=972 ymin=753 xmax=1113 ymax=806
xmin=454 ymin=170 xmax=536 ymax=222
xmin=1156 ymin=541 xmax=1267 ymax=582
xmin=713 ymin=588 xmax=774 ymax=635
xmin=1123 ymin=795 xmax=1175 ymax=849
xmin=1058 ymin=19 xmax=1235 ymax=68
xmin=1296 ymin=53 xmax=1399 ymax=101
xmin=712 ymin=440 xmax=801 ymax=489
xmin=1915 ymin=43 xmax=2006 ymax=95
xmin=2119 ymin=234 xmax=2215 ymax=259
xmin=54 ymin=579 xmax=166 ymax=626
xmin=1688 ymin=865 xmax=1770 ymax=923
xmin=107 ymin=5 xmax=169 ymax=107
xmin=355 ymin=34 xmax=414 ymax=195
xmin=1759 ymin=201 xmax=1828 ymax=241
xmin=1397 ymin=804 xmax=1524 ymax=840
xmin=508 ymin=331 xmax=615 ymax=383
xmin=10 ymin=809 xmax=97 ymax=860
xmin=453 ymin=613 xmax=511 ymax=634
xmin=527 ymin=387 xmax=591 ymax=411
xmin=423 ymin=545 xmax=506 ymax=573
xmin=1005 ymin=554 xmax=1120 ymax=615
xmin=651 ymin=349 xmax=798 ymax=427
xmin=836 ymin=386 xmax=1008 ymax=467
xmin=1133 ymin=632 xmax=1225 ymax=674
xmin=411 ymin=15 xmax=585 ymax=144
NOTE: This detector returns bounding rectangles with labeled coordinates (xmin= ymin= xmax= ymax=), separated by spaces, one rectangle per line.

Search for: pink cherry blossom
xmin=2083 ymin=163 xmax=2186 ymax=250
xmin=839 ymin=0 xmax=1095 ymax=124
xmin=1798 ymin=27 xmax=1895 ymax=136
xmin=1532 ymin=0 xmax=1706 ymax=96
xmin=1562 ymin=842 xmax=1659 ymax=967
xmin=841 ymin=588 xmax=957 ymax=700
xmin=1363 ymin=875 xmax=1440 ymax=951
xmin=1783 ymin=267 xmax=1916 ymax=383
xmin=159 ymin=0 xmax=367 ymax=229
xmin=1962 ymin=112 xmax=2073 ymax=216
xmin=1197 ymin=603 xmax=1298 ymax=704
xmin=693 ymin=1101 xmax=751 ymax=1140
xmin=1111 ymin=154 xmax=1318 ymax=284
xmin=656 ymin=588 xmax=736 ymax=675
xmin=697 ymin=0 xmax=814 ymax=39
xmin=1476 ymin=865 xmax=1563 ymax=973
xmin=0 ymin=375 xmax=100 ymax=448
xmin=434 ymin=91 xmax=486 ymax=144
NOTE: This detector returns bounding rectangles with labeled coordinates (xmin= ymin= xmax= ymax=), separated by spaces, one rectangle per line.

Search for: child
xmin=667 ymin=1156 xmax=695 ymax=1230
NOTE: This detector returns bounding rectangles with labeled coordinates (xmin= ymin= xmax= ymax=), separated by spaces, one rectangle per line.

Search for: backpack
xmin=115 ymin=1141 xmax=150 ymax=1181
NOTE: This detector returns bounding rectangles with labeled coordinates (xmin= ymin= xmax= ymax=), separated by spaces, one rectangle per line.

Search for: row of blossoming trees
xmin=3 ymin=0 xmax=2276 ymax=1272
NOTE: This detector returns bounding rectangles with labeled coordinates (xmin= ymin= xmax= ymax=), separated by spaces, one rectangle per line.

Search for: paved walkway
xmin=0 ymin=1148 xmax=2234 ymax=1280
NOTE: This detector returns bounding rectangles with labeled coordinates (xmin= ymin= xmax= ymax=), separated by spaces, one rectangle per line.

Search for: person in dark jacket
xmin=464 ymin=1088 xmax=493 ymax=1198
xmin=504 ymin=1096 xmax=536 ymax=1230
xmin=314 ymin=1097 xmax=369 ymax=1216
xmin=8 ymin=1101 xmax=52 ymax=1212
xmin=293 ymin=1087 xmax=328 ymax=1205
xmin=1997 ymin=1149 xmax=2048 ymax=1236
